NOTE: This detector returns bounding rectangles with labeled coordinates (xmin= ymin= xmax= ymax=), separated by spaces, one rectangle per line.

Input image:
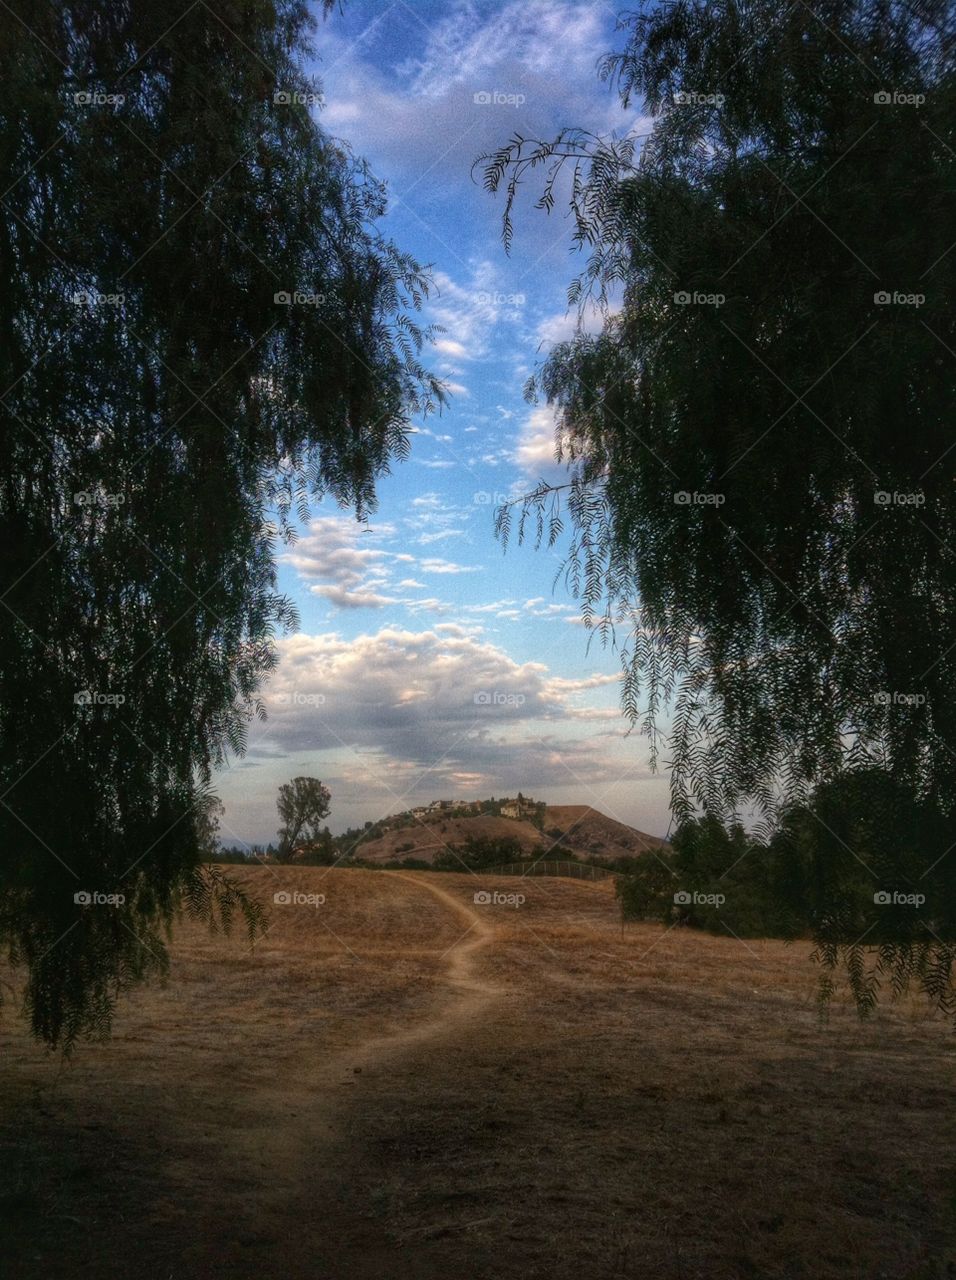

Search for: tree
xmin=0 ymin=1 xmax=441 ymax=1048
xmin=770 ymin=768 xmax=956 ymax=1011
xmin=435 ymin=835 xmax=524 ymax=871
xmin=483 ymin=0 xmax=955 ymax=1012
xmin=617 ymin=853 xmax=679 ymax=924
xmin=276 ymin=777 xmax=332 ymax=862
xmin=196 ymin=796 xmax=225 ymax=860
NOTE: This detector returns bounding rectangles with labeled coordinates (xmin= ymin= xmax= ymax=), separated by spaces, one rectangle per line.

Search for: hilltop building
xmin=501 ymin=793 xmax=536 ymax=820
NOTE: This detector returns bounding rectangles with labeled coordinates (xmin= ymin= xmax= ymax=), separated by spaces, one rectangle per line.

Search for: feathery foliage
xmin=0 ymin=0 xmax=441 ymax=1048
xmin=483 ymin=0 xmax=956 ymax=1013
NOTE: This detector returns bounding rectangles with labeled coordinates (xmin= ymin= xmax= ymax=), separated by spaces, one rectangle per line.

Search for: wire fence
xmin=484 ymin=860 xmax=622 ymax=882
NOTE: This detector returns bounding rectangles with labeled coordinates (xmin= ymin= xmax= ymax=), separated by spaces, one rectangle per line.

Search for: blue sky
xmin=214 ymin=0 xmax=671 ymax=844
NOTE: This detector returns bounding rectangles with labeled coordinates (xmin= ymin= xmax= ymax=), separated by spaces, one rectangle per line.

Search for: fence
xmin=484 ymin=860 xmax=621 ymax=882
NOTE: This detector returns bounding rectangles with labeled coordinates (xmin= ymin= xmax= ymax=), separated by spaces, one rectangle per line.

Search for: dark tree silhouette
xmin=483 ymin=0 xmax=956 ymax=1012
xmin=0 ymin=1 xmax=441 ymax=1047
xmin=276 ymin=777 xmax=332 ymax=862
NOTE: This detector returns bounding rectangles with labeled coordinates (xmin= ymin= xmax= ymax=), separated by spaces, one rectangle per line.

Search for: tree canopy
xmin=483 ymin=0 xmax=955 ymax=1009
xmin=0 ymin=0 xmax=441 ymax=1048
xmin=276 ymin=777 xmax=332 ymax=861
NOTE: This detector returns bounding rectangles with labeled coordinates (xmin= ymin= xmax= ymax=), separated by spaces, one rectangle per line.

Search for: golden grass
xmin=1 ymin=866 xmax=953 ymax=1279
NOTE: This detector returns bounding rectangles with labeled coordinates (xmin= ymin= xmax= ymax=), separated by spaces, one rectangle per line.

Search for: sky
xmin=213 ymin=0 xmax=671 ymax=845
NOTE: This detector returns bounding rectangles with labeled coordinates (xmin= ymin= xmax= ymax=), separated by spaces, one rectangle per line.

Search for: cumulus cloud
xmin=281 ymin=515 xmax=400 ymax=609
xmin=515 ymin=404 xmax=575 ymax=479
xmin=252 ymin=626 xmax=652 ymax=798
xmin=280 ymin=515 xmax=485 ymax=609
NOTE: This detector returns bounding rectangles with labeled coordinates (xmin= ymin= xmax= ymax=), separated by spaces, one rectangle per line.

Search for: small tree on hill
xmin=276 ymin=778 xmax=331 ymax=863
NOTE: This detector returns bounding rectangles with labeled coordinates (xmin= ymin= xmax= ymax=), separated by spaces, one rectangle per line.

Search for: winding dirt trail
xmin=344 ymin=871 xmax=505 ymax=1069
xmin=273 ymin=872 xmax=511 ymax=1280
xmin=8 ymin=869 xmax=950 ymax=1280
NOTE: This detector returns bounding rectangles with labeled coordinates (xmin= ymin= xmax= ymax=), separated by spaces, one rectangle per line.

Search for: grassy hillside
xmin=357 ymin=805 xmax=669 ymax=865
xmin=357 ymin=813 xmax=545 ymax=863
xmin=544 ymin=805 xmax=671 ymax=861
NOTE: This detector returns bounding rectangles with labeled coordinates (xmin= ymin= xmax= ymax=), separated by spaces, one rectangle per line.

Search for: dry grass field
xmin=1 ymin=866 xmax=954 ymax=1279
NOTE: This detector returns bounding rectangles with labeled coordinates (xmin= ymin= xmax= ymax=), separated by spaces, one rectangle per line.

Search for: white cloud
xmin=417 ymin=529 xmax=465 ymax=545
xmin=515 ymin=404 xmax=569 ymax=475
xmin=282 ymin=515 xmax=400 ymax=610
xmin=252 ymin=626 xmax=653 ymax=797
xmin=420 ymin=557 xmax=482 ymax=575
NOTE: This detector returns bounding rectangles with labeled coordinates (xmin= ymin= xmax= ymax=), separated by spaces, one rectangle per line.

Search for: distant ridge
xmin=356 ymin=802 xmax=669 ymax=866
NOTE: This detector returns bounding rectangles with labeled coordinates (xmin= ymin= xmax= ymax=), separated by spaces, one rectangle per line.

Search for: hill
xmin=544 ymin=805 xmax=670 ymax=863
xmin=357 ymin=813 xmax=544 ymax=864
xmin=356 ymin=805 xmax=668 ymax=866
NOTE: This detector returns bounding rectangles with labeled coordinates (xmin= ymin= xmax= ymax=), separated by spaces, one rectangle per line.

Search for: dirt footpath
xmin=2 ymin=867 xmax=954 ymax=1279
